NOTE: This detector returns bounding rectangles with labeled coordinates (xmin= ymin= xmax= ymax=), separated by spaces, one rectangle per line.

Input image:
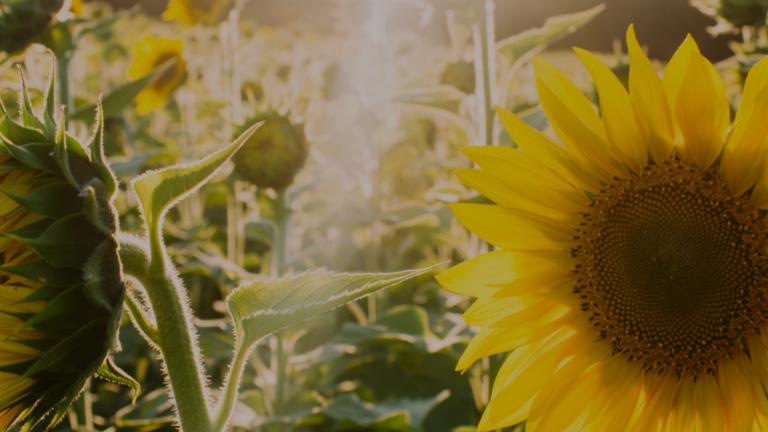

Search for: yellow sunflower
xmin=437 ymin=25 xmax=768 ymax=431
xmin=128 ymin=35 xmax=187 ymax=115
xmin=162 ymin=0 xmax=234 ymax=27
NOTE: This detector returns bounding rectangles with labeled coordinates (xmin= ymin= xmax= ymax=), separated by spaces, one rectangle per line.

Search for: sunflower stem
xmin=144 ymin=231 xmax=213 ymax=432
xmin=119 ymin=232 xmax=212 ymax=431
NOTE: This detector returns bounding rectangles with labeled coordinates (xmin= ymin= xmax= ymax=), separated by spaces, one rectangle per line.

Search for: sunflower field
xmin=1 ymin=0 xmax=768 ymax=431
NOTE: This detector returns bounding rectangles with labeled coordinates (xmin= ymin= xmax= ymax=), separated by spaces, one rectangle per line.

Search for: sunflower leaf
xmin=496 ymin=4 xmax=605 ymax=64
xmin=227 ymin=265 xmax=440 ymax=351
xmin=132 ymin=122 xmax=261 ymax=234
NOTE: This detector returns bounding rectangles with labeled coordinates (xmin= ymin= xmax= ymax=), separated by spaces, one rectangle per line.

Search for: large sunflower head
xmin=0 ymin=67 xmax=123 ymax=430
xmin=0 ymin=0 xmax=63 ymax=55
xmin=438 ymin=26 xmax=768 ymax=431
xmin=127 ymin=35 xmax=187 ymax=115
xmin=232 ymin=110 xmax=308 ymax=191
xmin=162 ymin=0 xmax=234 ymax=27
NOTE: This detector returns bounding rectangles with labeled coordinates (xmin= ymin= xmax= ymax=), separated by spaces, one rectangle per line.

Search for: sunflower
xmin=0 ymin=0 xmax=63 ymax=55
xmin=0 ymin=69 xmax=124 ymax=430
xmin=162 ymin=0 xmax=233 ymax=27
xmin=128 ymin=35 xmax=187 ymax=115
xmin=437 ymin=26 xmax=768 ymax=431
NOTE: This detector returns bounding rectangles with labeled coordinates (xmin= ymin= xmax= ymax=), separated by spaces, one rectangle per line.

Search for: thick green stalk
xmin=147 ymin=234 xmax=212 ymax=432
xmin=120 ymin=233 xmax=212 ymax=431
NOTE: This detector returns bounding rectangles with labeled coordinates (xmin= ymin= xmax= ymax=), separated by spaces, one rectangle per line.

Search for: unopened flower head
xmin=0 ymin=65 xmax=124 ymax=430
xmin=232 ymin=110 xmax=308 ymax=191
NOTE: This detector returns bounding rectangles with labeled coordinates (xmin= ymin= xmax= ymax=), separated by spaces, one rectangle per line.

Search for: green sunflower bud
xmin=0 ymin=0 xmax=64 ymax=55
xmin=232 ymin=111 xmax=308 ymax=191
xmin=440 ymin=60 xmax=475 ymax=94
xmin=0 ymin=65 xmax=124 ymax=430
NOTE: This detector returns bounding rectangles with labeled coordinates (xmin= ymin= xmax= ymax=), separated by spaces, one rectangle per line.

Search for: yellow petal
xmin=436 ymin=249 xmax=568 ymax=298
xmin=456 ymin=314 xmax=575 ymax=371
xmin=455 ymin=169 xmax=571 ymax=220
xmin=574 ymin=47 xmax=648 ymax=173
xmin=691 ymin=374 xmax=725 ymax=432
xmin=721 ymin=86 xmax=768 ymax=196
xmin=718 ymin=356 xmax=756 ymax=432
xmin=533 ymin=57 xmax=625 ymax=181
xmin=739 ymin=56 xmax=768 ymax=121
xmin=463 ymin=295 xmax=568 ymax=328
xmin=477 ymin=328 xmax=578 ymax=430
xmin=528 ymin=359 xmax=608 ymax=431
xmin=627 ymin=25 xmax=674 ymax=162
xmin=450 ymin=203 xmax=571 ymax=251
xmin=463 ymin=146 xmax=589 ymax=214
xmin=675 ymin=52 xmax=729 ymax=169
xmin=495 ymin=106 xmax=599 ymax=191
xmin=662 ymin=34 xmax=700 ymax=120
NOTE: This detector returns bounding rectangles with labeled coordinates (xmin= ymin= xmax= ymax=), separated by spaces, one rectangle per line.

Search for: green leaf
xmin=496 ymin=4 xmax=605 ymax=64
xmin=227 ymin=265 xmax=441 ymax=350
xmin=71 ymin=58 xmax=176 ymax=121
xmin=132 ymin=122 xmax=261 ymax=233
xmin=97 ymin=356 xmax=141 ymax=405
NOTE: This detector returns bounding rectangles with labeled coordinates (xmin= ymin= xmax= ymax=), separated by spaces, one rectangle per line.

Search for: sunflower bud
xmin=440 ymin=60 xmax=475 ymax=94
xmin=0 ymin=67 xmax=124 ymax=430
xmin=162 ymin=0 xmax=234 ymax=27
xmin=0 ymin=0 xmax=63 ymax=54
xmin=232 ymin=111 xmax=308 ymax=191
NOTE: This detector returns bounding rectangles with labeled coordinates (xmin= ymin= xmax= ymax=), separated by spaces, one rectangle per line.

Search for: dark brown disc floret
xmin=572 ymin=158 xmax=768 ymax=378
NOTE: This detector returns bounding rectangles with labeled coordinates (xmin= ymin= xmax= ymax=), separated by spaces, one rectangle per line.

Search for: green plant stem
xmin=474 ymin=0 xmax=496 ymax=146
xmin=57 ymin=53 xmax=72 ymax=112
xmin=147 ymin=234 xmax=212 ymax=432
xmin=120 ymin=233 xmax=212 ymax=431
xmin=212 ymin=340 xmax=251 ymax=432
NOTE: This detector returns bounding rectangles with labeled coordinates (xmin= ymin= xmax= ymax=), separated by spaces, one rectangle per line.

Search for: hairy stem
xmin=212 ymin=340 xmax=250 ymax=432
xmin=119 ymin=232 xmax=212 ymax=431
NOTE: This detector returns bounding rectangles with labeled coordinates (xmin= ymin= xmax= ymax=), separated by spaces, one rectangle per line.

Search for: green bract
xmin=0 ymin=65 xmax=126 ymax=431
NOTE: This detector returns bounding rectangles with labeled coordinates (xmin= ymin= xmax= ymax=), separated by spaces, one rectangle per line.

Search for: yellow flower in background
xmin=70 ymin=0 xmax=83 ymax=15
xmin=128 ymin=35 xmax=187 ymax=115
xmin=162 ymin=0 xmax=234 ymax=27
xmin=438 ymin=25 xmax=768 ymax=431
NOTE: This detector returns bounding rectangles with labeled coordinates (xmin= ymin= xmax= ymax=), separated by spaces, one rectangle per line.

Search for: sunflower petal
xmin=477 ymin=328 xmax=577 ymax=431
xmin=574 ymin=47 xmax=647 ymax=173
xmin=450 ymin=203 xmax=572 ymax=251
xmin=675 ymin=52 xmax=729 ymax=169
xmin=721 ymin=85 xmax=768 ymax=196
xmin=455 ymin=168 xmax=571 ymax=220
xmin=495 ymin=106 xmax=599 ymax=191
xmin=532 ymin=57 xmax=625 ymax=181
xmin=627 ymin=25 xmax=674 ymax=162
xmin=662 ymin=34 xmax=700 ymax=118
